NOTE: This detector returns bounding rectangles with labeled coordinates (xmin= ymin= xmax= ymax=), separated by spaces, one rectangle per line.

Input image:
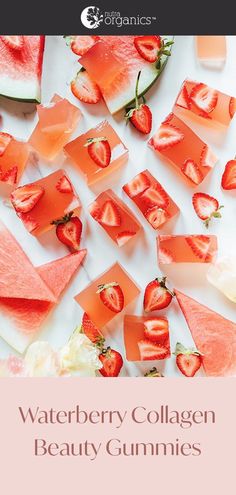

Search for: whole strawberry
xmin=126 ymin=71 xmax=152 ymax=134
xmin=99 ymin=347 xmax=123 ymax=377
xmin=174 ymin=342 xmax=202 ymax=377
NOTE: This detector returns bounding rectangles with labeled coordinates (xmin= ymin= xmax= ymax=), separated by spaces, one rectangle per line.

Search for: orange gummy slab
xmin=157 ymin=234 xmax=218 ymax=264
xmin=75 ymin=262 xmax=140 ymax=328
xmin=123 ymin=169 xmax=180 ymax=230
xmin=29 ymin=94 xmax=81 ymax=160
xmin=124 ymin=315 xmax=171 ymax=361
xmin=64 ymin=120 xmax=128 ymax=185
xmin=196 ymin=36 xmax=226 ymax=66
xmin=0 ymin=133 xmax=30 ymax=186
xmin=89 ymin=189 xmax=141 ymax=247
xmin=11 ymin=169 xmax=81 ymax=236
xmin=174 ymin=79 xmax=236 ymax=127
xmin=149 ymin=112 xmax=218 ymax=187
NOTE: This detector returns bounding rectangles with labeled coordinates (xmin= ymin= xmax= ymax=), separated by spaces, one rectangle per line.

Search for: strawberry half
xmin=182 ymin=159 xmax=203 ymax=185
xmin=126 ymin=71 xmax=152 ymax=134
xmin=85 ymin=137 xmax=111 ymax=168
xmin=52 ymin=213 xmax=82 ymax=251
xmin=143 ymin=317 xmax=169 ymax=343
xmin=143 ymin=277 xmax=174 ymax=312
xmin=185 ymin=235 xmax=212 ymax=261
xmin=65 ymin=35 xmax=99 ymax=56
xmin=71 ymin=69 xmax=101 ymax=104
xmin=116 ymin=231 xmax=136 ymax=247
xmin=150 ymin=123 xmax=184 ymax=151
xmin=0 ymin=35 xmax=24 ymax=50
xmin=138 ymin=340 xmax=170 ymax=360
xmin=221 ymin=159 xmax=236 ymax=190
xmin=56 ymin=175 xmax=73 ymax=193
xmin=97 ymin=282 xmax=124 ymax=313
xmin=144 ymin=367 xmax=164 ymax=377
xmin=134 ymin=35 xmax=162 ymax=63
xmin=99 ymin=347 xmax=123 ymax=377
xmin=158 ymin=247 xmax=175 ymax=264
xmin=0 ymin=166 xmax=18 ymax=186
xmin=145 ymin=206 xmax=169 ymax=229
xmin=140 ymin=184 xmax=169 ymax=210
xmin=190 ymin=83 xmax=218 ymax=114
xmin=192 ymin=192 xmax=223 ymax=228
xmin=174 ymin=342 xmax=202 ymax=377
xmin=98 ymin=200 xmax=121 ymax=227
xmin=82 ymin=312 xmax=105 ymax=348
xmin=123 ymin=171 xmax=150 ymax=198
xmin=11 ymin=184 xmax=45 ymax=213
xmin=0 ymin=132 xmax=12 ymax=156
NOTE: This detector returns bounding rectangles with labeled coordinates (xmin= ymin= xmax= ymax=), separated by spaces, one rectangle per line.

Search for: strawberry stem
xmin=157 ymin=276 xmax=175 ymax=297
xmin=135 ymin=70 xmax=141 ymax=109
xmin=51 ymin=211 xmax=74 ymax=226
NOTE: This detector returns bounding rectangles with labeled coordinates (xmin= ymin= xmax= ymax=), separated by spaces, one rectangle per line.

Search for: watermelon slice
xmin=175 ymin=289 xmax=236 ymax=377
xmin=0 ymin=35 xmax=45 ymax=103
xmin=79 ymin=36 xmax=173 ymax=114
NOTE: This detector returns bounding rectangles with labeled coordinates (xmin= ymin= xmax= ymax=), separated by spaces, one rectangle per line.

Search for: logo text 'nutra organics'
xmin=81 ymin=7 xmax=156 ymax=29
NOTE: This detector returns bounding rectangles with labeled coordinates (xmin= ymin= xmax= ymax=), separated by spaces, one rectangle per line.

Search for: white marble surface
xmin=1 ymin=35 xmax=236 ymax=377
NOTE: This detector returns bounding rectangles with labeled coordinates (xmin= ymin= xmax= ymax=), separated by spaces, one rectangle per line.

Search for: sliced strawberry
xmin=82 ymin=312 xmax=105 ymax=348
xmin=0 ymin=132 xmax=12 ymax=156
xmin=11 ymin=184 xmax=44 ymax=213
xmin=174 ymin=342 xmax=202 ymax=377
xmin=0 ymin=166 xmax=18 ymax=185
xmin=150 ymin=123 xmax=184 ymax=151
xmin=98 ymin=200 xmax=121 ymax=227
xmin=0 ymin=35 xmax=24 ymax=50
xmin=221 ymin=159 xmax=236 ymax=190
xmin=143 ymin=277 xmax=174 ymax=312
xmin=229 ymin=96 xmax=236 ymax=119
xmin=182 ymin=159 xmax=203 ymax=185
xmin=116 ymin=231 xmax=136 ymax=247
xmin=158 ymin=246 xmax=175 ymax=264
xmin=144 ymin=367 xmax=164 ymax=377
xmin=66 ymin=35 xmax=99 ymax=56
xmin=71 ymin=70 xmax=101 ymax=104
xmin=97 ymin=282 xmax=124 ymax=313
xmin=123 ymin=172 xmax=150 ymax=198
xmin=143 ymin=317 xmax=169 ymax=343
xmin=52 ymin=213 xmax=82 ymax=251
xmin=99 ymin=347 xmax=123 ymax=377
xmin=134 ymin=35 xmax=162 ymax=63
xmin=200 ymin=144 xmax=217 ymax=169
xmin=85 ymin=137 xmax=111 ymax=168
xmin=17 ymin=213 xmax=39 ymax=233
xmin=129 ymin=104 xmax=152 ymax=134
xmin=185 ymin=235 xmax=212 ymax=261
xmin=145 ymin=207 xmax=169 ymax=229
xmin=140 ymin=184 xmax=169 ymax=210
xmin=176 ymin=84 xmax=191 ymax=109
xmin=192 ymin=192 xmax=223 ymax=227
xmin=56 ymin=175 xmax=73 ymax=193
xmin=190 ymin=83 xmax=218 ymax=114
xmin=138 ymin=340 xmax=170 ymax=361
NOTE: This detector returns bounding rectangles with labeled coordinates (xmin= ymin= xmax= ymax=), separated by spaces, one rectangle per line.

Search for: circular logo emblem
xmin=81 ymin=6 xmax=103 ymax=29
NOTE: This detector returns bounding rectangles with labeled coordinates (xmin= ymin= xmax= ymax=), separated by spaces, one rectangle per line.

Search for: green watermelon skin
xmin=0 ymin=36 xmax=45 ymax=103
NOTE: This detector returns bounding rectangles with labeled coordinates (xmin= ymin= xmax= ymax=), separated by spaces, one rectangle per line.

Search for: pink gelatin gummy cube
xmin=157 ymin=234 xmax=218 ymax=264
xmin=149 ymin=112 xmax=218 ymax=187
xmin=196 ymin=36 xmax=226 ymax=67
xmin=124 ymin=315 xmax=171 ymax=362
xmin=89 ymin=189 xmax=141 ymax=247
xmin=123 ymin=169 xmax=180 ymax=229
xmin=0 ymin=132 xmax=30 ymax=187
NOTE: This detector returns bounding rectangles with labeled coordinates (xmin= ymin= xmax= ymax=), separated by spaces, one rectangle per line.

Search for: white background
xmin=1 ymin=35 xmax=236 ymax=377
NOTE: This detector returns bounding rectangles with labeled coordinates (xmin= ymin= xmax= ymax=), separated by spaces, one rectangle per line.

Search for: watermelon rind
xmin=0 ymin=79 xmax=41 ymax=104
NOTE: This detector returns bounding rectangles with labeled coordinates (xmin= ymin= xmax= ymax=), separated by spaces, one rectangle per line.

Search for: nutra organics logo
xmin=80 ymin=7 xmax=156 ymax=29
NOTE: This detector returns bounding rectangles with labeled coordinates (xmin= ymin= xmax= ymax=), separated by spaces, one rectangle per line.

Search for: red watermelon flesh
xmin=0 ymin=249 xmax=87 ymax=352
xmin=175 ymin=289 xmax=236 ymax=377
xmin=0 ymin=35 xmax=45 ymax=103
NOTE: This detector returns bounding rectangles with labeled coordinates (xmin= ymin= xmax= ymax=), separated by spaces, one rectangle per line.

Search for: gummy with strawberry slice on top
xmin=174 ymin=79 xmax=236 ymax=127
xmin=64 ymin=120 xmax=128 ymax=186
xmin=157 ymin=234 xmax=218 ymax=264
xmin=89 ymin=189 xmax=141 ymax=247
xmin=0 ymin=132 xmax=30 ymax=187
xmin=29 ymin=94 xmax=82 ymax=161
xmin=149 ymin=112 xmax=218 ymax=186
xmin=123 ymin=169 xmax=180 ymax=229
xmin=124 ymin=315 xmax=171 ymax=361
xmin=11 ymin=169 xmax=81 ymax=236
xmin=75 ymin=262 xmax=140 ymax=329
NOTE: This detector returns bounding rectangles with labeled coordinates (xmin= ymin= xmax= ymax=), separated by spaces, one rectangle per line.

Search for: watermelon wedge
xmin=0 ymin=35 xmax=45 ymax=103
xmin=175 ymin=289 xmax=236 ymax=377
xmin=79 ymin=36 xmax=173 ymax=114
